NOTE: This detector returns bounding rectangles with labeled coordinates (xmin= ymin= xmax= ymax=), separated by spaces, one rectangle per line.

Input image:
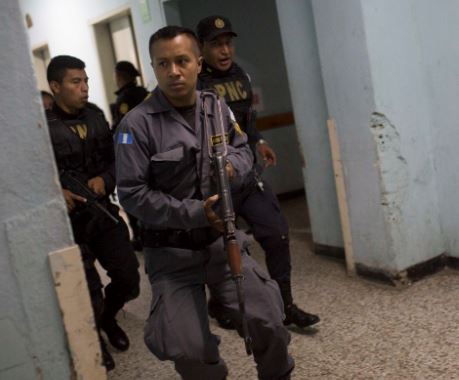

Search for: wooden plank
xmin=256 ymin=112 xmax=295 ymax=131
xmin=49 ymin=245 xmax=107 ymax=380
xmin=327 ymin=119 xmax=356 ymax=275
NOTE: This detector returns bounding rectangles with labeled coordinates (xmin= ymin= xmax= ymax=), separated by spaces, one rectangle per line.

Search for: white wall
xmin=311 ymin=0 xmax=447 ymax=271
xmin=360 ymin=0 xmax=444 ymax=269
xmin=413 ymin=0 xmax=459 ymax=258
xmin=1 ymin=0 xmax=74 ymax=377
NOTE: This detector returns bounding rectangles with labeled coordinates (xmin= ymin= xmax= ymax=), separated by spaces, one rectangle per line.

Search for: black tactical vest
xmin=46 ymin=105 xmax=114 ymax=181
xmin=198 ymin=62 xmax=252 ymax=131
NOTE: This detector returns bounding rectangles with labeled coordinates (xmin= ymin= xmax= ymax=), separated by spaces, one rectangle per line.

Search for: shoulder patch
xmin=117 ymin=132 xmax=133 ymax=145
xmin=119 ymin=102 xmax=129 ymax=115
xmin=228 ymin=109 xmax=237 ymax=123
xmin=228 ymin=109 xmax=243 ymax=135
xmin=234 ymin=122 xmax=243 ymax=136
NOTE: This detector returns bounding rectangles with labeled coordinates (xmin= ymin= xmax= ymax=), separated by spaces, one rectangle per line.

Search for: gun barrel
xmin=90 ymin=200 xmax=119 ymax=224
xmin=235 ymin=276 xmax=252 ymax=355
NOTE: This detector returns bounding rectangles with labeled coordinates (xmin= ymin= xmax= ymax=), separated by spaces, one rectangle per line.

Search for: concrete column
xmin=311 ymin=0 xmax=445 ymax=273
xmin=276 ymin=0 xmax=343 ymax=249
xmin=0 ymin=0 xmax=73 ymax=378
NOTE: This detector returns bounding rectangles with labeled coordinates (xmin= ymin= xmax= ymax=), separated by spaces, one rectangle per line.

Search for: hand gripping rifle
xmin=60 ymin=170 xmax=119 ymax=224
xmin=202 ymin=92 xmax=252 ymax=356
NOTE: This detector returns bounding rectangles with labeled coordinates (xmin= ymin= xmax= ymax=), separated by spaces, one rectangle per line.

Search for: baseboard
xmin=447 ymin=256 xmax=459 ymax=270
xmin=315 ymin=246 xmax=457 ymax=286
xmin=354 ymin=254 xmax=448 ymax=286
xmin=277 ymin=188 xmax=305 ymax=201
xmin=313 ymin=243 xmax=345 ymax=259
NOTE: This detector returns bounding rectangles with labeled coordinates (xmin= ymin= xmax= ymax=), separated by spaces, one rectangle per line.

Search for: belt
xmin=141 ymin=227 xmax=220 ymax=250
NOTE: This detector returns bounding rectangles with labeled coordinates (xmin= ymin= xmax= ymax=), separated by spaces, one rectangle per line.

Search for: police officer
xmin=115 ymin=26 xmax=294 ymax=379
xmin=111 ymin=60 xmax=148 ymax=129
xmin=41 ymin=90 xmax=54 ymax=111
xmin=111 ymin=61 xmax=148 ymax=251
xmin=46 ymin=55 xmax=140 ymax=371
xmin=197 ymin=15 xmax=320 ymax=329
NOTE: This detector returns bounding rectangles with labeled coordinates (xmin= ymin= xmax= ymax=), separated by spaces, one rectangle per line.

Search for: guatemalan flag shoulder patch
xmin=117 ymin=132 xmax=133 ymax=145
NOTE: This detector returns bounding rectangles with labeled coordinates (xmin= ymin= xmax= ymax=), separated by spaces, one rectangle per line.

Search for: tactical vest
xmin=198 ymin=62 xmax=252 ymax=131
xmin=46 ymin=106 xmax=114 ymax=180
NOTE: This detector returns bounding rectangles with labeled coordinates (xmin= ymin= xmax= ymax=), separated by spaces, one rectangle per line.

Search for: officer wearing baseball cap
xmin=197 ymin=15 xmax=238 ymax=42
xmin=197 ymin=15 xmax=320 ymax=330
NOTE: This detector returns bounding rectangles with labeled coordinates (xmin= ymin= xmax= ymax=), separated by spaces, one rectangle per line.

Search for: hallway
xmin=107 ymin=196 xmax=459 ymax=379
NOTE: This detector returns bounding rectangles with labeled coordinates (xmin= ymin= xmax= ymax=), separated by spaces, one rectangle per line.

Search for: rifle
xmin=202 ymin=92 xmax=252 ymax=356
xmin=60 ymin=170 xmax=119 ymax=225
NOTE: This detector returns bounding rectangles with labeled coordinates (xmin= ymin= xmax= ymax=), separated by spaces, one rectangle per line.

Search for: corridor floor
xmin=107 ymin=196 xmax=459 ymax=379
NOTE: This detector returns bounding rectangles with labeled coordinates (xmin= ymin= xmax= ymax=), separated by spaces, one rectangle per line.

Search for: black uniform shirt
xmin=112 ymin=81 xmax=148 ymax=129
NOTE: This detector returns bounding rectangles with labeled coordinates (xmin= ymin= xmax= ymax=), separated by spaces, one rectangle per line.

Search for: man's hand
xmin=204 ymin=194 xmax=224 ymax=232
xmin=257 ymin=142 xmax=277 ymax=168
xmin=62 ymin=188 xmax=86 ymax=213
xmin=87 ymin=176 xmax=106 ymax=196
xmin=225 ymin=161 xmax=235 ymax=180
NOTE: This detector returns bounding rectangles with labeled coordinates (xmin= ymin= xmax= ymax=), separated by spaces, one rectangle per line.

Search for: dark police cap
xmin=196 ymin=15 xmax=238 ymax=42
xmin=115 ymin=61 xmax=140 ymax=77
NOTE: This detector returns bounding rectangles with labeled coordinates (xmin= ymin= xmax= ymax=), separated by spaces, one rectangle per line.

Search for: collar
xmin=144 ymin=87 xmax=215 ymax=116
xmin=202 ymin=60 xmax=236 ymax=77
xmin=52 ymin=103 xmax=86 ymax=121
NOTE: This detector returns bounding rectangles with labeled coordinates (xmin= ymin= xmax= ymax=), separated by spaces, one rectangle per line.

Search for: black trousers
xmin=232 ymin=177 xmax=291 ymax=284
xmin=72 ymin=203 xmax=140 ymax=323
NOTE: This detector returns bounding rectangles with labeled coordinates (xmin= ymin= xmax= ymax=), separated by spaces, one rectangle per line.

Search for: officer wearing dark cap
xmin=197 ymin=15 xmax=320 ymax=329
xmin=112 ymin=61 xmax=148 ymax=130
xmin=112 ymin=61 xmax=148 ymax=250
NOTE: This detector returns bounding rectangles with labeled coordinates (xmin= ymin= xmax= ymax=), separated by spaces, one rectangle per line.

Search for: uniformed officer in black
xmin=111 ymin=60 xmax=148 ymax=129
xmin=197 ymin=15 xmax=320 ymax=329
xmin=115 ymin=26 xmax=294 ymax=380
xmin=46 ymin=55 xmax=140 ymax=371
xmin=111 ymin=60 xmax=148 ymax=251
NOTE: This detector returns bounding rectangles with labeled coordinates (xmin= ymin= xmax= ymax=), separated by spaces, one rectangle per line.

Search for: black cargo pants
xmin=72 ymin=203 xmax=140 ymax=322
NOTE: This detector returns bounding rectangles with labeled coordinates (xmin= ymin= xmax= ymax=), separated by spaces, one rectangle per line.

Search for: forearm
xmin=117 ymin=183 xmax=209 ymax=229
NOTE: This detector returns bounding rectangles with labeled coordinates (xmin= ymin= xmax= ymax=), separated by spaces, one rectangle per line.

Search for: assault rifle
xmin=60 ymin=170 xmax=119 ymax=224
xmin=202 ymin=92 xmax=252 ymax=356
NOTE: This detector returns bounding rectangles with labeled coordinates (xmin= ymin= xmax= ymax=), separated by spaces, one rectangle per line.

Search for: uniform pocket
xmin=150 ymin=145 xmax=184 ymax=162
xmin=144 ymin=290 xmax=184 ymax=361
xmin=251 ymin=265 xmax=285 ymax=318
xmin=149 ymin=146 xmax=185 ymax=190
xmin=144 ymin=293 xmax=169 ymax=360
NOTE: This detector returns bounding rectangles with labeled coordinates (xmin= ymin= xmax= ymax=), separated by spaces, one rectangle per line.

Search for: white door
xmin=109 ymin=16 xmax=140 ymax=72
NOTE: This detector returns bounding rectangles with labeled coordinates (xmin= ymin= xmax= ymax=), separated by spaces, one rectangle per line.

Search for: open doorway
xmin=160 ymin=0 xmax=304 ymax=196
xmin=92 ymin=8 xmax=143 ymax=123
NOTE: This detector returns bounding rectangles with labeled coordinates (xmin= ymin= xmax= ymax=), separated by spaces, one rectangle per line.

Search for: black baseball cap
xmin=196 ymin=15 xmax=238 ymax=42
xmin=115 ymin=61 xmax=140 ymax=77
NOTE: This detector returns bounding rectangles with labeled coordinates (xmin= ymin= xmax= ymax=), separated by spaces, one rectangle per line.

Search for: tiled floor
xmin=107 ymin=196 xmax=459 ymax=379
